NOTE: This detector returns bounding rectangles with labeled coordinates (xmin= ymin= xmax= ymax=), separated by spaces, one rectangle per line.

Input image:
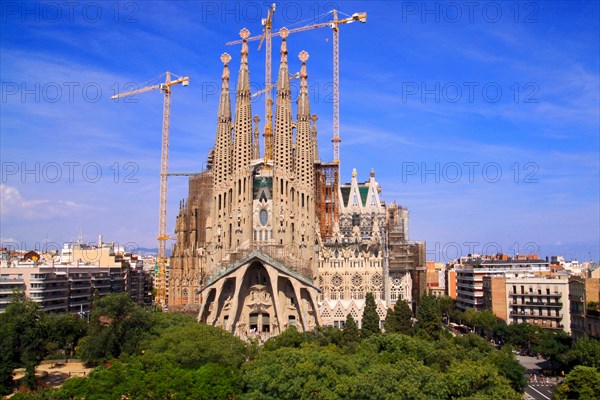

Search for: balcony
xmin=69 ymin=298 xmax=91 ymax=307
xmin=40 ymin=293 xmax=69 ymax=301
xmin=0 ymin=287 xmax=24 ymax=295
xmin=509 ymin=311 xmax=563 ymax=319
xmin=69 ymin=291 xmax=91 ymax=299
xmin=525 ymin=301 xmax=562 ymax=307
xmin=42 ymin=303 xmax=69 ymax=312
xmin=509 ymin=292 xmax=562 ymax=297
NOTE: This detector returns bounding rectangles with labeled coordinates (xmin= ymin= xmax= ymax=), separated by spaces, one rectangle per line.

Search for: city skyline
xmin=1 ymin=1 xmax=599 ymax=261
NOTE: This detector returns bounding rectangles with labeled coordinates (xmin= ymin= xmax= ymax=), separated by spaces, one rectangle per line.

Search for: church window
xmin=331 ymin=274 xmax=343 ymax=288
xmin=260 ymin=209 xmax=268 ymax=226
xmin=352 ymin=213 xmax=360 ymax=226
xmin=371 ymin=274 xmax=383 ymax=289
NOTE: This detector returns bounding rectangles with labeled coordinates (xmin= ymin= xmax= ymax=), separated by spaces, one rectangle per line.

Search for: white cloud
xmin=0 ymin=184 xmax=88 ymax=220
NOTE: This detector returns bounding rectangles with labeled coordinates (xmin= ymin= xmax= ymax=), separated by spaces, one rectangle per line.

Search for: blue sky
xmin=1 ymin=1 xmax=598 ymax=261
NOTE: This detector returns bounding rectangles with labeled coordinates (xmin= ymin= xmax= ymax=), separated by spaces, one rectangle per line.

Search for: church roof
xmin=199 ymin=248 xmax=320 ymax=293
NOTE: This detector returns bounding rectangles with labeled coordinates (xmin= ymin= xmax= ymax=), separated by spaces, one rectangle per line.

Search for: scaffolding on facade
xmin=315 ymin=162 xmax=340 ymax=242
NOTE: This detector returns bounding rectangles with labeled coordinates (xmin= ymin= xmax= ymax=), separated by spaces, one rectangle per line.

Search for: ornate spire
xmin=233 ymin=28 xmax=253 ymax=174
xmin=297 ymin=50 xmax=310 ymax=119
xmin=213 ymin=53 xmax=232 ymax=185
xmin=218 ymin=52 xmax=231 ymax=122
xmin=295 ymin=50 xmax=313 ymax=189
xmin=276 ymin=28 xmax=290 ymax=97
xmin=274 ymin=27 xmax=293 ymax=173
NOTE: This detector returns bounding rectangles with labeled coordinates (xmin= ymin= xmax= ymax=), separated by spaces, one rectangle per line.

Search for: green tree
xmin=0 ymin=318 xmax=15 ymax=395
xmin=554 ymin=366 xmax=600 ymax=400
xmin=445 ymin=360 xmax=521 ymax=400
xmin=263 ymin=325 xmax=305 ymax=351
xmin=0 ymin=293 xmax=47 ymax=391
xmin=44 ymin=313 xmax=88 ymax=361
xmin=472 ymin=310 xmax=498 ymax=338
xmin=504 ymin=322 xmax=539 ymax=349
xmin=416 ymin=293 xmax=442 ymax=339
xmin=361 ymin=292 xmax=380 ymax=338
xmin=486 ymin=347 xmax=527 ymax=392
xmin=143 ymin=322 xmax=247 ymax=369
xmin=563 ymin=336 xmax=600 ymax=369
xmin=438 ymin=296 xmax=454 ymax=317
xmin=342 ymin=314 xmax=360 ymax=344
xmin=78 ymin=293 xmax=152 ymax=362
xmin=462 ymin=307 xmax=478 ymax=330
xmin=384 ymin=300 xmax=413 ymax=335
xmin=532 ymin=329 xmax=571 ymax=369
xmin=304 ymin=326 xmax=343 ymax=347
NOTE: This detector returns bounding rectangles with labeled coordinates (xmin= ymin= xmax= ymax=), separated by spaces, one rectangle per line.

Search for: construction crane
xmin=251 ymin=72 xmax=299 ymax=98
xmin=258 ymin=4 xmax=276 ymax=123
xmin=226 ymin=10 xmax=366 ymax=164
xmin=111 ymin=72 xmax=190 ymax=310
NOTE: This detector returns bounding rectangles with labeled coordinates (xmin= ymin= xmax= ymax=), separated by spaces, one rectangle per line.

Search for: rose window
xmin=331 ymin=275 xmax=343 ymax=287
xmin=351 ymin=274 xmax=363 ymax=287
xmin=371 ymin=274 xmax=383 ymax=288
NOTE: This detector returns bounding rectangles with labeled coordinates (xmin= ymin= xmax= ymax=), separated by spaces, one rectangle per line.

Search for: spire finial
xmin=299 ymin=50 xmax=309 ymax=63
xmin=279 ymin=27 xmax=289 ymax=39
xmin=221 ymin=52 xmax=231 ymax=65
xmin=240 ymin=28 xmax=250 ymax=39
xmin=220 ymin=53 xmax=231 ymax=81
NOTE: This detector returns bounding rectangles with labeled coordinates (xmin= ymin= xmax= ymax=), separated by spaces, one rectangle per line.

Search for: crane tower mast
xmin=226 ymin=9 xmax=366 ymax=165
xmin=111 ymin=72 xmax=189 ymax=309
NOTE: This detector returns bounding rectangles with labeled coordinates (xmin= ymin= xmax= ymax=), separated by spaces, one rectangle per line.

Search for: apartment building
xmin=453 ymin=255 xmax=549 ymax=310
xmin=485 ymin=275 xmax=570 ymax=333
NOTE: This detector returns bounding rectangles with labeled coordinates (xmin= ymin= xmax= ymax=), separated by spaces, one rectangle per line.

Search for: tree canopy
xmin=5 ymin=292 xmax=598 ymax=400
xmin=416 ymin=293 xmax=443 ymax=339
xmin=361 ymin=292 xmax=380 ymax=339
xmin=554 ymin=366 xmax=600 ymax=400
xmin=384 ymin=300 xmax=413 ymax=335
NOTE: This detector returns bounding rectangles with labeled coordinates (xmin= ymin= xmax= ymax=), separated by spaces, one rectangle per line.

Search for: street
xmin=516 ymin=355 xmax=562 ymax=400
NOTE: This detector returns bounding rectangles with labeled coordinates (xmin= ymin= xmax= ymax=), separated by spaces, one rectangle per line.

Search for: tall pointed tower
xmin=211 ymin=52 xmax=234 ymax=252
xmin=230 ymin=28 xmax=254 ymax=250
xmin=212 ymin=52 xmax=232 ymax=188
xmin=294 ymin=50 xmax=316 ymax=259
xmin=273 ymin=28 xmax=293 ymax=176
xmin=272 ymin=28 xmax=294 ymax=248
xmin=233 ymin=28 xmax=253 ymax=174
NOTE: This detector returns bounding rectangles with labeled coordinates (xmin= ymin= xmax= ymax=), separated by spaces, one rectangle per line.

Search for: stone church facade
xmin=168 ymin=28 xmax=425 ymax=337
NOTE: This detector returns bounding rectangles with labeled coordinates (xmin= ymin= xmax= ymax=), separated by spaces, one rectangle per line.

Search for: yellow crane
xmin=111 ymin=72 xmax=190 ymax=310
xmin=227 ymin=10 xmax=366 ymax=164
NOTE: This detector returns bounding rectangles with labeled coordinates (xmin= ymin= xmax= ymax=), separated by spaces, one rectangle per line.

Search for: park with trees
xmin=1 ymin=291 xmax=599 ymax=399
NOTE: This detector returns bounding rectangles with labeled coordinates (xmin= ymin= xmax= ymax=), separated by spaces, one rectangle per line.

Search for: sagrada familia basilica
xmin=168 ymin=28 xmax=425 ymax=337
